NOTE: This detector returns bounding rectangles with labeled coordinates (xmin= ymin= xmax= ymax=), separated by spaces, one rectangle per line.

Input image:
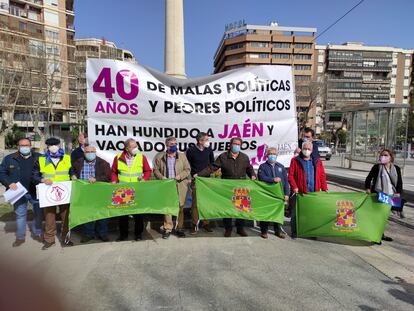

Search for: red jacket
xmin=288 ymin=156 xmax=328 ymax=193
xmin=111 ymin=151 xmax=152 ymax=182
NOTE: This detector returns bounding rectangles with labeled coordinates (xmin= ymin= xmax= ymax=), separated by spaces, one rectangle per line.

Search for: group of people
xmin=0 ymin=128 xmax=403 ymax=249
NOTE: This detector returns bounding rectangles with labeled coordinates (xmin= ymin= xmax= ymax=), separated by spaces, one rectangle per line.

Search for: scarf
xmin=375 ymin=163 xmax=398 ymax=195
xmin=45 ymin=148 xmax=65 ymax=164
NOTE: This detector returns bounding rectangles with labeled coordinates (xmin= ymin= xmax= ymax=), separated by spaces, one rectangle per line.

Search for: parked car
xmin=315 ymin=140 xmax=332 ymax=160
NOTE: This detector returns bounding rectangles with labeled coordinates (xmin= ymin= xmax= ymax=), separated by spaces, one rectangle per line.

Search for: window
xmin=46 ymin=44 xmax=60 ymax=55
xmin=272 ymin=53 xmax=290 ymax=59
xmin=273 ymin=42 xmax=290 ymax=48
xmin=295 ymin=43 xmax=312 ymax=49
xmin=343 ymin=71 xmax=362 ymax=78
xmin=45 ymin=29 xmax=59 ymax=41
xmin=295 ymin=54 xmax=312 ymax=60
xmin=44 ymin=10 xmax=59 ymax=26
xmin=295 ymin=75 xmax=311 ymax=81
xmin=228 ymin=43 xmax=244 ymax=50
xmin=294 ymin=64 xmax=311 ymax=71
xmin=44 ymin=0 xmax=58 ymax=6
xmin=250 ymin=42 xmax=268 ymax=48
xmin=28 ymin=10 xmax=38 ymax=21
xmin=19 ymin=22 xmax=27 ymax=31
xmin=258 ymin=53 xmax=268 ymax=58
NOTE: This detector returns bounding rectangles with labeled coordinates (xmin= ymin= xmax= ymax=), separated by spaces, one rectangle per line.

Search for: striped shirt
xmin=167 ymin=155 xmax=176 ymax=178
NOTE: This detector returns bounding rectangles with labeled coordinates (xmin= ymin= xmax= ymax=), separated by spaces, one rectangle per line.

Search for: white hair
xmin=302 ymin=141 xmax=313 ymax=149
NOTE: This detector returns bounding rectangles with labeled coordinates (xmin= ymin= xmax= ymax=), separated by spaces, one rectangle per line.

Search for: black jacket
xmin=365 ymin=163 xmax=403 ymax=194
xmin=0 ymin=151 xmax=41 ymax=204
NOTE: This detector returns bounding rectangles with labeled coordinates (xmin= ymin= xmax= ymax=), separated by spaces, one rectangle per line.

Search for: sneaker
xmin=162 ymin=231 xmax=171 ymax=239
xmin=175 ymin=230 xmax=186 ymax=238
xmin=80 ymin=236 xmax=94 ymax=243
xmin=398 ymin=211 xmax=405 ymax=219
xmin=224 ymin=229 xmax=232 ymax=237
xmin=260 ymin=233 xmax=268 ymax=239
xmin=42 ymin=241 xmax=55 ymax=250
xmin=236 ymin=228 xmax=248 ymax=237
xmin=12 ymin=239 xmax=25 ymax=247
xmin=202 ymin=224 xmax=213 ymax=233
xmin=134 ymin=234 xmax=142 ymax=241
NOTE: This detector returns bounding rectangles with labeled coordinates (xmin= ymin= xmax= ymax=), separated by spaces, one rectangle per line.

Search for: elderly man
xmin=72 ymin=145 xmax=111 ymax=242
xmin=197 ymin=137 xmax=256 ymax=237
xmin=288 ymin=141 xmax=328 ymax=237
xmin=111 ymin=138 xmax=152 ymax=241
xmin=0 ymin=138 xmax=43 ymax=247
xmin=186 ymin=132 xmax=215 ymax=234
xmin=32 ymin=137 xmax=74 ymax=250
xmin=257 ymin=147 xmax=289 ymax=239
xmin=153 ymin=137 xmax=191 ymax=239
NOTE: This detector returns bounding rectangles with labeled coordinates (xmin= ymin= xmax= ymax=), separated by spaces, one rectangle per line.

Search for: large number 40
xmin=92 ymin=67 xmax=139 ymax=100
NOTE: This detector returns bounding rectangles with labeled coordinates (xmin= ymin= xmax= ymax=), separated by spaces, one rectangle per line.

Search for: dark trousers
xmin=223 ymin=218 xmax=245 ymax=230
xmin=84 ymin=219 xmax=108 ymax=238
xmin=118 ymin=215 xmax=144 ymax=238
xmin=260 ymin=222 xmax=282 ymax=234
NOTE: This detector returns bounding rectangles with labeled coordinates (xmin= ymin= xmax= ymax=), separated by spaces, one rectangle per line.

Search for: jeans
xmin=14 ymin=194 xmax=43 ymax=240
xmin=84 ymin=220 xmax=108 ymax=238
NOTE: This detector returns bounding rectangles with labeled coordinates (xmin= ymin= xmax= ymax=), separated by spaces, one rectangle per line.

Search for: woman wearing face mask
xmin=365 ymin=149 xmax=403 ymax=242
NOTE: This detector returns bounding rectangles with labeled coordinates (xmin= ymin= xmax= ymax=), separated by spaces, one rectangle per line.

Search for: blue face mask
xmin=85 ymin=152 xmax=96 ymax=162
xmin=168 ymin=145 xmax=178 ymax=153
xmin=267 ymin=155 xmax=277 ymax=163
xmin=231 ymin=145 xmax=241 ymax=153
xmin=19 ymin=146 xmax=31 ymax=156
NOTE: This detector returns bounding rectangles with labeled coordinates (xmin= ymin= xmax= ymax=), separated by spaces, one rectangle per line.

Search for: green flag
xmin=195 ymin=177 xmax=285 ymax=223
xmin=69 ymin=179 xmax=179 ymax=229
xmin=296 ymin=192 xmax=391 ymax=243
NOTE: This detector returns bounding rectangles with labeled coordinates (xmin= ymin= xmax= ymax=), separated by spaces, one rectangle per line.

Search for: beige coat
xmin=153 ymin=152 xmax=191 ymax=206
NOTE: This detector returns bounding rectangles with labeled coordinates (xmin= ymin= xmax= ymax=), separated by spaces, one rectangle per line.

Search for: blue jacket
xmin=258 ymin=161 xmax=290 ymax=196
xmin=0 ymin=151 xmax=41 ymax=204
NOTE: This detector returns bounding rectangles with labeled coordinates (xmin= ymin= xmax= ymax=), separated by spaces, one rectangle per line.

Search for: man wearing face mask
xmin=153 ymin=137 xmax=191 ymax=239
xmin=196 ymin=137 xmax=256 ymax=237
xmin=72 ymin=145 xmax=111 ymax=243
xmin=297 ymin=127 xmax=319 ymax=160
xmin=186 ymin=132 xmax=215 ymax=234
xmin=111 ymin=138 xmax=152 ymax=241
xmin=0 ymin=138 xmax=43 ymax=247
xmin=257 ymin=147 xmax=289 ymax=239
xmin=288 ymin=141 xmax=328 ymax=237
xmin=32 ymin=137 xmax=74 ymax=249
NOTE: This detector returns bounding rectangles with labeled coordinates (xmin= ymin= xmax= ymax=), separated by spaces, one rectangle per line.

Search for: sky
xmin=75 ymin=0 xmax=414 ymax=78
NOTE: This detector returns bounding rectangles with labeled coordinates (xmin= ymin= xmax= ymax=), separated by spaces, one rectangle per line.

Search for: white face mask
xmin=130 ymin=147 xmax=139 ymax=156
xmin=203 ymin=141 xmax=210 ymax=148
xmin=48 ymin=145 xmax=59 ymax=154
xmin=302 ymin=149 xmax=311 ymax=157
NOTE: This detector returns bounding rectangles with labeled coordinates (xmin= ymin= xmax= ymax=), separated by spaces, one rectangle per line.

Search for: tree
xmin=297 ymin=80 xmax=326 ymax=135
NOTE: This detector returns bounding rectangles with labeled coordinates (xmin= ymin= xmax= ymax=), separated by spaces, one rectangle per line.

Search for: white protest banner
xmin=87 ymin=60 xmax=298 ymax=167
xmin=37 ymin=181 xmax=72 ymax=208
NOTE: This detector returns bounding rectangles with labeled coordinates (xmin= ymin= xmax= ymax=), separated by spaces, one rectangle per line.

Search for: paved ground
xmin=0 ymin=182 xmax=413 ymax=311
